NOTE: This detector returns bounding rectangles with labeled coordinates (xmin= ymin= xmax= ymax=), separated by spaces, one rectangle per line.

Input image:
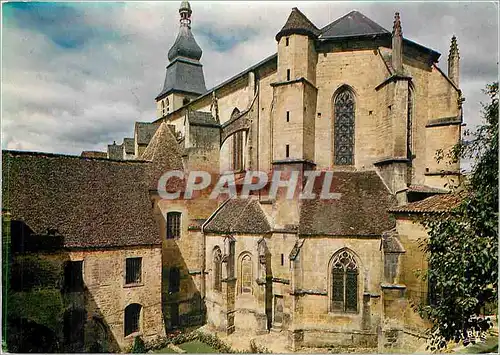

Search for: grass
xmin=154 ymin=346 xmax=177 ymax=353
xmin=459 ymin=336 xmax=499 ymax=354
xmin=178 ymin=340 xmax=219 ymax=353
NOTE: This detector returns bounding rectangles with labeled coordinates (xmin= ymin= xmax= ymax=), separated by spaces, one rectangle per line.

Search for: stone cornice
xmin=375 ymin=74 xmax=412 ymax=91
xmin=271 ymin=77 xmax=318 ymax=91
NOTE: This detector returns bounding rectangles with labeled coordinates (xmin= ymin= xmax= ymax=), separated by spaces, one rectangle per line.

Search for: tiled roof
xmin=2 ymin=150 xmax=160 ymax=249
xmin=276 ymin=7 xmax=320 ymax=41
xmin=187 ymin=110 xmax=219 ymax=127
xmin=299 ymin=171 xmax=396 ymax=236
xmin=204 ymin=198 xmax=271 ymax=234
xmin=319 ymin=10 xmax=390 ymax=39
xmin=135 ymin=122 xmax=160 ymax=146
xmin=389 ymin=193 xmax=463 ymax=213
xmin=407 ymin=185 xmax=449 ymax=194
xmin=81 ymin=151 xmax=107 ymax=159
xmin=123 ymin=138 xmax=135 ymax=154
xmin=141 ymin=123 xmax=184 ymax=190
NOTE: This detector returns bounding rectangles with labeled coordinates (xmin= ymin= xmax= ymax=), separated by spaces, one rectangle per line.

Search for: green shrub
xmin=131 ymin=336 xmax=146 ymax=353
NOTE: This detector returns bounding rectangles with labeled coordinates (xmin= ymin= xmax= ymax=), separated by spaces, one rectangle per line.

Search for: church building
xmin=2 ymin=1 xmax=463 ymax=352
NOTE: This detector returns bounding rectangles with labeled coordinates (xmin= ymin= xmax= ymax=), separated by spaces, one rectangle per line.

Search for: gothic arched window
xmin=161 ymin=100 xmax=165 ymax=116
xmin=213 ymin=247 xmax=222 ymax=292
xmin=334 ymin=88 xmax=355 ymax=165
xmin=166 ymin=98 xmax=170 ymax=113
xmin=240 ymin=254 xmax=252 ymax=294
xmin=407 ymin=86 xmax=414 ymax=160
xmin=232 ymin=131 xmax=243 ymax=172
xmin=330 ymin=249 xmax=358 ymax=313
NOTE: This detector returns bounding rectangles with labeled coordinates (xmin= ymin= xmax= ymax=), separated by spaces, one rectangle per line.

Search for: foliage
xmin=417 ymin=83 xmax=498 ymax=351
xmin=131 ymin=335 xmax=147 ymax=353
xmin=7 ymin=288 xmax=65 ymax=333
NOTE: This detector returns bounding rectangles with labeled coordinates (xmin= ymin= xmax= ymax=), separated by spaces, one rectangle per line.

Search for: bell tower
xmin=155 ymin=1 xmax=207 ymax=118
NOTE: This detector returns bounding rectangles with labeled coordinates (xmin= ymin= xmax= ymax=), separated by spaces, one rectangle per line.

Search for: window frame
xmin=333 ymin=87 xmax=356 ymax=166
xmin=124 ymin=303 xmax=142 ymax=337
xmin=168 ymin=267 xmax=181 ymax=294
xmin=125 ymin=257 xmax=142 ymax=286
xmin=64 ymin=260 xmax=84 ymax=292
xmin=329 ymin=249 xmax=360 ymax=314
xmin=166 ymin=211 xmax=182 ymax=239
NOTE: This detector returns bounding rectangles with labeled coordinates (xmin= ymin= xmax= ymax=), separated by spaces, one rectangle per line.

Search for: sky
xmin=2 ymin=1 xmax=498 ymax=157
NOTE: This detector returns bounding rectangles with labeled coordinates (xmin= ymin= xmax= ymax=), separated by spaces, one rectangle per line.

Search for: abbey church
xmin=2 ymin=1 xmax=464 ymax=352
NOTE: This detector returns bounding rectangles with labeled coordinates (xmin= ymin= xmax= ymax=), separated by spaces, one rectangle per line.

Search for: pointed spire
xmin=391 ymin=12 xmax=403 ymax=73
xmin=167 ymin=1 xmax=202 ymax=62
xmin=275 ymin=7 xmax=319 ymax=42
xmin=448 ymin=35 xmax=460 ymax=87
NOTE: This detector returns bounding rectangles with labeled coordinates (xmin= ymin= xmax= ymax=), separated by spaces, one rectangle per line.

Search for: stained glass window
xmin=334 ymin=89 xmax=355 ymax=165
xmin=213 ymin=247 xmax=222 ymax=292
xmin=407 ymin=87 xmax=414 ymax=160
xmin=331 ymin=249 xmax=358 ymax=313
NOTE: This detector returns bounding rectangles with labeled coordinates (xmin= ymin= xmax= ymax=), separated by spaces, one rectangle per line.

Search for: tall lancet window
xmin=330 ymin=249 xmax=359 ymax=313
xmin=334 ymin=88 xmax=355 ymax=165
xmin=407 ymin=87 xmax=414 ymax=160
xmin=232 ymin=131 xmax=244 ymax=172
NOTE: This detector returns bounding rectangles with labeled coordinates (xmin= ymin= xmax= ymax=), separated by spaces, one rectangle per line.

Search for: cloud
xmin=2 ymin=1 xmax=498 ymax=156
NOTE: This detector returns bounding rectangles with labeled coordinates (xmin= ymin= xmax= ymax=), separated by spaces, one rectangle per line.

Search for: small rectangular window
xmin=126 ymin=257 xmax=142 ymax=285
xmin=285 ymin=37 xmax=289 ymax=46
xmin=286 ymin=111 xmax=290 ymax=122
xmin=64 ymin=261 xmax=84 ymax=292
xmin=280 ymin=254 xmax=284 ymax=266
xmin=169 ymin=267 xmax=181 ymax=293
xmin=285 ymin=145 xmax=290 ymax=158
xmin=167 ymin=212 xmax=181 ymax=239
xmin=286 ymin=69 xmax=291 ymax=81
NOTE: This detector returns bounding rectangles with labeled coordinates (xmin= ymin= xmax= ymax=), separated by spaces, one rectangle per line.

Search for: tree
xmin=418 ymin=82 xmax=498 ymax=351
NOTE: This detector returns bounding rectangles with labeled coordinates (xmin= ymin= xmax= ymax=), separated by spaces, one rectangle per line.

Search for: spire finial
xmin=393 ymin=12 xmax=402 ymax=36
xmin=449 ymin=35 xmax=459 ymax=59
xmin=179 ymin=1 xmax=192 ymax=28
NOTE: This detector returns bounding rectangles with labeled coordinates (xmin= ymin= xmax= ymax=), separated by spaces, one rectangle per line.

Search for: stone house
xmin=2 ymin=1 xmax=464 ymax=352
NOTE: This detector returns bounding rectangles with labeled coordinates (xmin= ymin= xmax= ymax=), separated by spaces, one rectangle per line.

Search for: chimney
xmin=448 ymin=35 xmax=460 ymax=87
xmin=392 ymin=12 xmax=403 ymax=73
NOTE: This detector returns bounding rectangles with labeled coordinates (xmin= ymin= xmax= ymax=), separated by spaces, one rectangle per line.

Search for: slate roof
xmin=135 ymin=122 xmax=161 ymax=145
xmin=168 ymin=25 xmax=203 ymax=62
xmin=2 ymin=150 xmax=160 ymax=249
xmin=276 ymin=7 xmax=320 ymax=41
xmin=299 ymin=171 xmax=396 ymax=236
xmin=157 ymin=59 xmax=207 ymax=99
xmin=123 ymin=138 xmax=135 ymax=154
xmin=81 ymin=151 xmax=107 ymax=159
xmin=389 ymin=193 xmax=463 ymax=214
xmin=320 ymin=10 xmax=390 ymax=39
xmin=141 ymin=122 xmax=184 ymax=190
xmin=204 ymin=198 xmax=271 ymax=234
xmin=187 ymin=110 xmax=220 ymax=127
